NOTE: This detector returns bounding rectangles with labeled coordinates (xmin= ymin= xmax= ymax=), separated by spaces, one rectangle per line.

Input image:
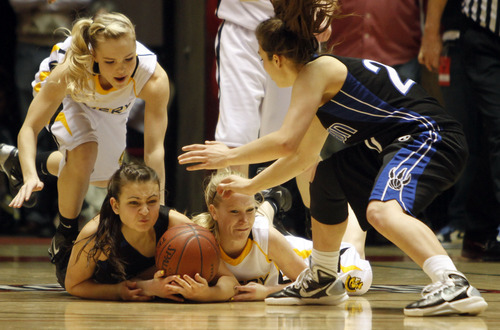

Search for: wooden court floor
xmin=0 ymin=236 xmax=498 ymax=329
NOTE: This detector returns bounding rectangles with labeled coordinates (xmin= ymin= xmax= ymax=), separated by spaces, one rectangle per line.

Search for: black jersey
xmin=315 ymin=55 xmax=462 ymax=149
xmin=93 ymin=205 xmax=171 ymax=284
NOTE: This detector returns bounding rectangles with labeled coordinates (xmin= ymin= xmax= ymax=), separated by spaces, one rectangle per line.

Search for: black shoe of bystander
xmin=462 ymin=235 xmax=500 ymax=261
xmin=0 ymin=143 xmax=37 ymax=208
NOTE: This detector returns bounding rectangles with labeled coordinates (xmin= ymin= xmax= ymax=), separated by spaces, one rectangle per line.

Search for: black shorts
xmin=310 ymin=130 xmax=468 ymax=230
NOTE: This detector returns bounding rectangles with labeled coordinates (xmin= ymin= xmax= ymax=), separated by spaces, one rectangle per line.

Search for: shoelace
xmin=293 ymin=268 xmax=313 ymax=290
xmin=421 ymin=278 xmax=455 ymax=298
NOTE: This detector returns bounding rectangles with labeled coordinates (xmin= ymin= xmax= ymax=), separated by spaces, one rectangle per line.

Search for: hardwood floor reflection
xmin=1 ymin=237 xmax=498 ymax=329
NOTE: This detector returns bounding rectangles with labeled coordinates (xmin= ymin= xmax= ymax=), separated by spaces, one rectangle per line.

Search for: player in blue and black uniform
xmin=178 ymin=0 xmax=488 ymax=317
xmin=64 ymin=163 xmax=238 ymax=301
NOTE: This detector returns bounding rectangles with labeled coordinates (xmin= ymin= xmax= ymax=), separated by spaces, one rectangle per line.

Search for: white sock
xmin=311 ymin=248 xmax=339 ymax=275
xmin=422 ymin=255 xmax=457 ymax=283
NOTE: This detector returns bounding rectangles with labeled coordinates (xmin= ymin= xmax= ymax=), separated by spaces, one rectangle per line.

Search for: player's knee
xmin=366 ymin=201 xmax=390 ymax=230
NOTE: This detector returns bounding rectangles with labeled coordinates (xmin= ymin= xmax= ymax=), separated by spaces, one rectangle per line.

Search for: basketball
xmin=156 ymin=223 xmax=220 ymax=282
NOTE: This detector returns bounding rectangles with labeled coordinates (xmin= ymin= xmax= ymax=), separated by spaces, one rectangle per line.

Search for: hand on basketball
xmin=167 ymin=273 xmax=212 ymax=301
xmin=8 ymin=178 xmax=44 ymax=208
xmin=233 ymin=282 xmax=269 ymax=301
xmin=217 ymin=175 xmax=256 ymax=198
xmin=118 ymin=280 xmax=154 ymax=301
xmin=178 ymin=141 xmax=230 ymax=171
xmin=145 ymin=271 xmax=185 ymax=302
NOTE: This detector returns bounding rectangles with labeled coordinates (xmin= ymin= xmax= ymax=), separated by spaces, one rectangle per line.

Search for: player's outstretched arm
xmin=268 ymin=226 xmax=308 ymax=281
xmin=65 ymin=220 xmax=151 ymax=301
xmin=140 ymin=63 xmax=170 ymax=204
xmin=11 ymin=64 xmax=68 ymax=207
xmin=217 ymin=117 xmax=328 ymax=197
xmin=233 ymin=282 xmax=282 ymax=301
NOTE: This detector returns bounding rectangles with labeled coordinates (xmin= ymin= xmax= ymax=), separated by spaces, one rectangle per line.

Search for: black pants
xmin=459 ymin=22 xmax=500 ymax=238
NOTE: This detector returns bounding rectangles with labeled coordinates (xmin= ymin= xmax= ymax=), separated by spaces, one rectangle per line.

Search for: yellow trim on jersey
xmin=254 ymin=240 xmax=273 ymax=264
xmin=51 ymin=44 xmax=61 ymax=53
xmin=54 ymin=112 xmax=72 ymax=136
xmin=131 ymin=78 xmax=138 ymax=97
xmin=340 ymin=264 xmax=362 ymax=273
xmin=33 ymin=71 xmax=51 ymax=93
xmin=293 ymin=248 xmax=312 ymax=260
xmin=220 ymin=238 xmax=273 ymax=266
xmin=220 ymin=239 xmax=252 ymax=265
xmin=94 ymin=75 xmax=118 ymax=94
xmin=33 ymin=82 xmax=42 ymax=94
xmin=39 ymin=71 xmax=50 ymax=82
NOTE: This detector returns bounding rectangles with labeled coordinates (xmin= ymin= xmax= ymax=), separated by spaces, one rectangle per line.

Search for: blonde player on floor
xmin=0 ymin=12 xmax=170 ymax=286
xmin=192 ymin=170 xmax=372 ymax=300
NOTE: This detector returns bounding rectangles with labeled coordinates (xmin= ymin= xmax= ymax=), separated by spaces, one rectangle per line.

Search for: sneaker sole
xmin=404 ymin=296 xmax=488 ymax=316
xmin=265 ymin=292 xmax=348 ymax=306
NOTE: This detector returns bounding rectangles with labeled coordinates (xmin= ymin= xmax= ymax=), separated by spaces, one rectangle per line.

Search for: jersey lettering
xmin=87 ymin=102 xmax=132 ymax=114
xmin=363 ymin=59 xmax=416 ymax=95
xmin=328 ymin=123 xmax=358 ymax=142
xmin=238 ymin=273 xmax=270 ymax=286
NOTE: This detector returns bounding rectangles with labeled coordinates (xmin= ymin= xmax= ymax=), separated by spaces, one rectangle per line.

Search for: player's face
xmin=212 ymin=193 xmax=257 ymax=243
xmin=258 ymin=46 xmax=290 ymax=88
xmin=93 ymin=36 xmax=137 ymax=90
xmin=111 ymin=181 xmax=160 ymax=233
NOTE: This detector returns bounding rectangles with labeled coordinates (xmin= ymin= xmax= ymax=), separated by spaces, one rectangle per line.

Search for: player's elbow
xmin=64 ymin=275 xmax=83 ymax=298
xmin=280 ymin=142 xmax=296 ymax=156
xmin=277 ymin=137 xmax=300 ymax=157
xmin=64 ymin=282 xmax=77 ymax=296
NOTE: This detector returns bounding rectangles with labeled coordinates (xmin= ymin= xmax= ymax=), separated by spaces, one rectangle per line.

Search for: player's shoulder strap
xmin=155 ymin=205 xmax=171 ymax=242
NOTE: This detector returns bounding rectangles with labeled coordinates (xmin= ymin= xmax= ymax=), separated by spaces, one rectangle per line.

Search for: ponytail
xmin=257 ymin=0 xmax=341 ymax=64
xmin=62 ymin=12 xmax=136 ymax=102
xmin=273 ymin=0 xmax=336 ymax=38
xmin=65 ymin=18 xmax=95 ymax=102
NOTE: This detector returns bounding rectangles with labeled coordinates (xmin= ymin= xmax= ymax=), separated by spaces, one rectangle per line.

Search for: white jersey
xmin=221 ymin=215 xmax=281 ymax=285
xmin=216 ymin=0 xmax=274 ymax=31
xmin=33 ymin=37 xmax=157 ymax=181
xmin=33 ymin=37 xmax=156 ymax=111
xmin=221 ymin=215 xmax=372 ymax=295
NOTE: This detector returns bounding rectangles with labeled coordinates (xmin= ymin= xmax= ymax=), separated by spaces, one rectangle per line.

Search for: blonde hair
xmin=63 ymin=12 xmax=136 ymax=102
xmin=192 ymin=170 xmax=258 ymax=243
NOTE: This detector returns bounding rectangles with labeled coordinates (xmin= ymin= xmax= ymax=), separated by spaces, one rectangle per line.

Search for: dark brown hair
xmin=81 ymin=163 xmax=159 ymax=282
xmin=256 ymin=0 xmax=341 ymax=64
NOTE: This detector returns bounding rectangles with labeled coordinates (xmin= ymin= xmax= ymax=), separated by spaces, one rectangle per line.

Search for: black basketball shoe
xmin=265 ymin=263 xmax=348 ymax=305
xmin=261 ymin=185 xmax=293 ymax=214
xmin=48 ymin=229 xmax=78 ymax=288
xmin=0 ymin=143 xmax=37 ymax=208
xmin=261 ymin=185 xmax=292 ymax=235
xmin=404 ymin=270 xmax=488 ymax=316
